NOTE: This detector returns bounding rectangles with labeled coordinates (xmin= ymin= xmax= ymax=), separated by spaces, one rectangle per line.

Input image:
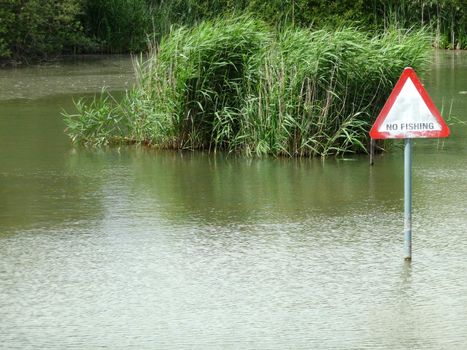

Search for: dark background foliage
xmin=0 ymin=0 xmax=465 ymax=61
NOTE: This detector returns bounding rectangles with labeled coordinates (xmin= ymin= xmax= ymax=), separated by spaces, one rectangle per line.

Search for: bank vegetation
xmin=0 ymin=0 xmax=465 ymax=62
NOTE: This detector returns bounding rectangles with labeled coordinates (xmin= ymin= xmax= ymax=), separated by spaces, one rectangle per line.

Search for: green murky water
xmin=0 ymin=52 xmax=466 ymax=349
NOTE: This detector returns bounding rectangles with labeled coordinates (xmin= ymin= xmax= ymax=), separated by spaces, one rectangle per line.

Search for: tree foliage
xmin=83 ymin=0 xmax=152 ymax=53
xmin=0 ymin=0 xmax=465 ymax=61
xmin=0 ymin=0 xmax=90 ymax=60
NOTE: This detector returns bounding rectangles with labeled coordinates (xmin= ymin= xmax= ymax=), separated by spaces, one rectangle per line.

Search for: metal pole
xmin=404 ymin=138 xmax=412 ymax=261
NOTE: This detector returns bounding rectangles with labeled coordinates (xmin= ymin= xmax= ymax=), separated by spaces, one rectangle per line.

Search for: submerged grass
xmin=64 ymin=16 xmax=431 ymax=156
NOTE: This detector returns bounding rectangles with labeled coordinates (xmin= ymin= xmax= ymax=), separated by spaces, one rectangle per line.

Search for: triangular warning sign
xmin=370 ymin=67 xmax=450 ymax=139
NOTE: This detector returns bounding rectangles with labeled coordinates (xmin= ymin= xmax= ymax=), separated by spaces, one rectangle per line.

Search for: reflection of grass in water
xmin=60 ymin=148 xmax=406 ymax=226
xmin=436 ymin=101 xmax=465 ymax=151
xmin=117 ymin=150 xmax=396 ymax=224
xmin=64 ymin=17 xmax=431 ymax=157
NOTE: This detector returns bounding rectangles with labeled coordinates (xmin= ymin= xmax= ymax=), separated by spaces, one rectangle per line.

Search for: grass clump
xmin=64 ymin=16 xmax=431 ymax=156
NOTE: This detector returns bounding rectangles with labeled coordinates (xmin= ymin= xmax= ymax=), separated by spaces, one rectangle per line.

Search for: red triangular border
xmin=370 ymin=67 xmax=450 ymax=139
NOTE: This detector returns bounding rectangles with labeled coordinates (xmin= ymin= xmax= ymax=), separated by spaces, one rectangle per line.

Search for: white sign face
xmin=370 ymin=67 xmax=449 ymax=139
xmin=377 ymin=78 xmax=441 ymax=137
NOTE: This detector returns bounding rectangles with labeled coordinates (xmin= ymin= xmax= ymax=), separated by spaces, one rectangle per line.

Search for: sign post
xmin=370 ymin=67 xmax=450 ymax=260
xmin=404 ymin=138 xmax=412 ymax=260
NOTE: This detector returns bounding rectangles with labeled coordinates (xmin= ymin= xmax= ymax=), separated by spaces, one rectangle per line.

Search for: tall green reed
xmin=64 ymin=17 xmax=431 ymax=156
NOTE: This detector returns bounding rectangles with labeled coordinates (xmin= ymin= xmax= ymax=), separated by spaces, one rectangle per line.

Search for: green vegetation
xmin=0 ymin=0 xmax=153 ymax=61
xmin=0 ymin=0 xmax=90 ymax=61
xmin=83 ymin=0 xmax=152 ymax=53
xmin=149 ymin=0 xmax=466 ymax=50
xmin=0 ymin=0 xmax=465 ymax=61
xmin=64 ymin=17 xmax=431 ymax=156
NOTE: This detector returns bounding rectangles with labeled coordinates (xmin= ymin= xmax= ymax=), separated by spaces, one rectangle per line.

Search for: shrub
xmin=83 ymin=0 xmax=152 ymax=53
xmin=64 ymin=17 xmax=431 ymax=157
xmin=0 ymin=0 xmax=88 ymax=60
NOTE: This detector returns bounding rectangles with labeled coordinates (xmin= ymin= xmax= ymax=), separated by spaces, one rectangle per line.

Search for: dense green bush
xmin=64 ymin=17 xmax=431 ymax=157
xmin=83 ymin=0 xmax=152 ymax=53
xmin=0 ymin=0 xmax=153 ymax=60
xmin=0 ymin=5 xmax=14 ymax=58
xmin=150 ymin=0 xmax=466 ymax=49
xmin=0 ymin=0 xmax=465 ymax=61
xmin=0 ymin=0 xmax=90 ymax=60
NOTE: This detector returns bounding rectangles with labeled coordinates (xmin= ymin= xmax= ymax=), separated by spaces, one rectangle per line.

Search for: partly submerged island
xmin=64 ymin=17 xmax=431 ymax=157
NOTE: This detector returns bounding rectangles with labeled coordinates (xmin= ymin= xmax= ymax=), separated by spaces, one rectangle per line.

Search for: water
xmin=0 ymin=52 xmax=466 ymax=349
